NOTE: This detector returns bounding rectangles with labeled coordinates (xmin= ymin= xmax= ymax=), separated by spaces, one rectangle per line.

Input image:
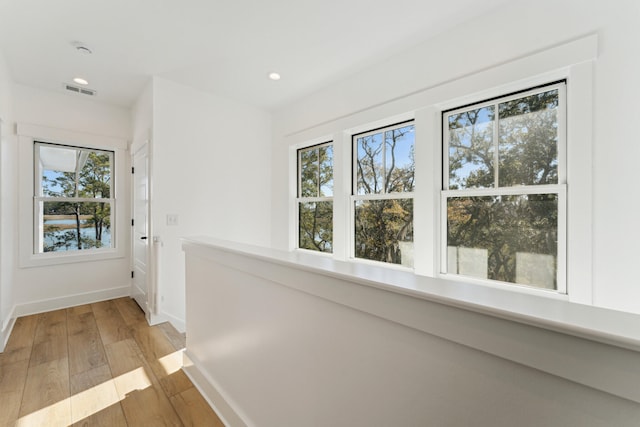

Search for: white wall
xmin=271 ymin=0 xmax=640 ymax=315
xmin=0 ymin=50 xmax=15 ymax=348
xmin=11 ymin=84 xmax=132 ymax=314
xmin=184 ymin=241 xmax=640 ymax=427
xmin=132 ymin=80 xmax=153 ymax=144
xmin=149 ymin=77 xmax=271 ymax=329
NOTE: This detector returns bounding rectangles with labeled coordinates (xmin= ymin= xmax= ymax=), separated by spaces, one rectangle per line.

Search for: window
xmin=34 ymin=142 xmax=115 ymax=253
xmin=353 ymin=121 xmax=415 ymax=266
xmin=297 ymin=142 xmax=333 ymax=252
xmin=442 ymin=82 xmax=566 ymax=291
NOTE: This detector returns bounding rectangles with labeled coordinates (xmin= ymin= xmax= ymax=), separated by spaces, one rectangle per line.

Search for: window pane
xmin=499 ymin=89 xmax=559 ymax=186
xmin=40 ymin=144 xmax=112 ymax=198
xmin=385 ymin=125 xmax=415 ymax=193
xmin=356 ymin=133 xmax=384 ymax=194
xmin=355 ymin=199 xmax=413 ymax=266
xmin=319 ymin=145 xmax=333 ymax=197
xmin=447 ymin=106 xmax=495 ymax=189
xmin=446 ymin=194 xmax=558 ymax=289
xmin=299 ymin=148 xmax=319 ymax=197
xmin=299 ymin=201 xmax=333 ymax=252
xmin=42 ymin=201 xmax=112 ymax=252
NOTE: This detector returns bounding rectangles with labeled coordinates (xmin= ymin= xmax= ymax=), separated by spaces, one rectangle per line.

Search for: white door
xmin=132 ymin=143 xmax=151 ymax=318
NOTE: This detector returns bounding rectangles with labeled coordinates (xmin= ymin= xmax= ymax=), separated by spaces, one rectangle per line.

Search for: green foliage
xmin=299 ymin=202 xmax=333 ymax=252
xmin=447 ymin=195 xmax=557 ymax=285
xmin=355 ymin=199 xmax=413 ymax=265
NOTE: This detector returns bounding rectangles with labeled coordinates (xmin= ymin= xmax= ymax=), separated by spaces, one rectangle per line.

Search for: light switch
xmin=167 ymin=214 xmax=179 ymax=226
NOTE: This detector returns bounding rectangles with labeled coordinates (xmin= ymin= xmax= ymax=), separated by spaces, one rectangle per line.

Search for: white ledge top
xmin=182 ymin=236 xmax=640 ymax=352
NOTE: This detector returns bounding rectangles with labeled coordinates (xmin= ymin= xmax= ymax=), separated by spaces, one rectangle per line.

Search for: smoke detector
xmin=70 ymin=41 xmax=93 ymax=54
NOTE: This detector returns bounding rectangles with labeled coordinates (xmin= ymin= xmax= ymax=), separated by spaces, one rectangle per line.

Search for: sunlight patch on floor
xmin=112 ymin=366 xmax=153 ymax=400
xmin=16 ymin=367 xmax=153 ymax=426
xmin=158 ymin=349 xmax=184 ymax=376
xmin=15 ymin=399 xmax=71 ymax=427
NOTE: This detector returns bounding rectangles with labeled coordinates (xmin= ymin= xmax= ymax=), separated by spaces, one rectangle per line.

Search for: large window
xmin=34 ymin=142 xmax=115 ymax=253
xmin=297 ymin=142 xmax=333 ymax=252
xmin=442 ymin=82 xmax=566 ymax=291
xmin=353 ymin=121 xmax=415 ymax=266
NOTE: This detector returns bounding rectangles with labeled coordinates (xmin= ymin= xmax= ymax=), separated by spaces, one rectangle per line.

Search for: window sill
xmin=20 ymin=248 xmax=124 ymax=268
xmin=183 ymin=236 xmax=640 ymax=353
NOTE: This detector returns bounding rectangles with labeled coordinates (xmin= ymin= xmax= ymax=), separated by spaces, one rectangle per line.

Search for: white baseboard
xmin=182 ymin=350 xmax=249 ymax=427
xmin=149 ymin=310 xmax=186 ymax=333
xmin=162 ymin=311 xmax=185 ymax=333
xmin=1 ymin=305 xmax=17 ymax=352
xmin=13 ymin=285 xmax=130 ymax=318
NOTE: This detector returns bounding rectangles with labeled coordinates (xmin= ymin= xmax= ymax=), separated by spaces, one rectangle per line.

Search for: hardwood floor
xmin=0 ymin=298 xmax=224 ymax=427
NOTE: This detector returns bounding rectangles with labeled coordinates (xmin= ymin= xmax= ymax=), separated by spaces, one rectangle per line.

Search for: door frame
xmin=131 ymin=136 xmax=157 ymax=322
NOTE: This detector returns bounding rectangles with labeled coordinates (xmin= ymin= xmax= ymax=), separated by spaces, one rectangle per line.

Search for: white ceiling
xmin=0 ymin=0 xmax=514 ymax=110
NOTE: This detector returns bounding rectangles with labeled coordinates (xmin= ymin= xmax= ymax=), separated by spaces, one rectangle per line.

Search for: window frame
xmin=440 ymin=81 xmax=567 ymax=293
xmin=350 ymin=120 xmax=415 ymax=267
xmin=33 ymin=141 xmax=116 ymax=254
xmin=285 ymin=35 xmax=595 ymax=306
xmin=296 ymin=140 xmax=334 ymax=254
xmin=18 ymin=123 xmax=128 ymax=268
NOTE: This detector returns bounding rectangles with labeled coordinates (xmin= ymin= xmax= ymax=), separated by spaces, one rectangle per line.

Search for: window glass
xmin=498 ymin=89 xmax=559 ymax=187
xmin=447 ymin=106 xmax=494 ymax=189
xmin=299 ymin=148 xmax=319 ymax=198
xmin=385 ymin=125 xmax=415 ymax=193
xmin=42 ymin=201 xmax=112 ymax=252
xmin=299 ymin=201 xmax=333 ymax=252
xmin=446 ymin=194 xmax=558 ymax=288
xmin=355 ymin=198 xmax=414 ymax=266
xmin=40 ymin=145 xmax=112 ymax=198
xmin=35 ymin=142 xmax=114 ymax=254
xmin=319 ymin=145 xmax=333 ymax=197
xmin=356 ymin=132 xmax=384 ymax=195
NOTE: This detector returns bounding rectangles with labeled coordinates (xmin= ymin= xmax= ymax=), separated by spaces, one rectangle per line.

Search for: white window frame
xmin=285 ymin=35 xmax=595 ymax=309
xmin=18 ymin=123 xmax=127 ymax=267
xmin=440 ymin=81 xmax=567 ymax=293
xmin=33 ymin=141 xmax=116 ymax=255
xmin=350 ymin=120 xmax=415 ymax=267
xmin=296 ymin=141 xmax=334 ymax=254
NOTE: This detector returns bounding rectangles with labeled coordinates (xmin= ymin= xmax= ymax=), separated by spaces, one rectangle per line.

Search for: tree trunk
xmin=75 ymin=204 xmax=82 ymax=250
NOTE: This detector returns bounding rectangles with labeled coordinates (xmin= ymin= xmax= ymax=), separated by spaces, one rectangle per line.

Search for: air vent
xmin=64 ymin=84 xmax=96 ymax=96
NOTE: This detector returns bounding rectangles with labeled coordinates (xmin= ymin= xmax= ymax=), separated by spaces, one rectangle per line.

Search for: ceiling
xmin=0 ymin=0 xmax=514 ymax=110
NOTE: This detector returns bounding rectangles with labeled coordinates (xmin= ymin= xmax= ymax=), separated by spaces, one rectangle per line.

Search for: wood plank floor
xmin=0 ymin=297 xmax=225 ymax=427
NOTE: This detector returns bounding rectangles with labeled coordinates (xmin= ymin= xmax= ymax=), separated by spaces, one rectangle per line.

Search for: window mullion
xmin=493 ymin=103 xmax=500 ymax=189
xmin=382 ymin=132 xmax=386 ymax=194
xmin=442 ymin=184 xmax=563 ymax=198
xmin=316 ymin=148 xmax=321 ymax=197
xmin=297 ymin=151 xmax=302 ymax=198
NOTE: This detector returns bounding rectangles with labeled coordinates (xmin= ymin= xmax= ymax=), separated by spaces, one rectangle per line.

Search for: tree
xmin=80 ymin=152 xmax=111 ymax=244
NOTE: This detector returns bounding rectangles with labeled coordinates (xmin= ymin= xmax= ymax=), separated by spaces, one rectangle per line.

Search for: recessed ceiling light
xmin=268 ymin=72 xmax=281 ymax=81
xmin=73 ymin=77 xmax=89 ymax=85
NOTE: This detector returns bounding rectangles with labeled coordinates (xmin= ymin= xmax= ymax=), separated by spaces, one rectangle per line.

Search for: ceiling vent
xmin=64 ymin=84 xmax=96 ymax=97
